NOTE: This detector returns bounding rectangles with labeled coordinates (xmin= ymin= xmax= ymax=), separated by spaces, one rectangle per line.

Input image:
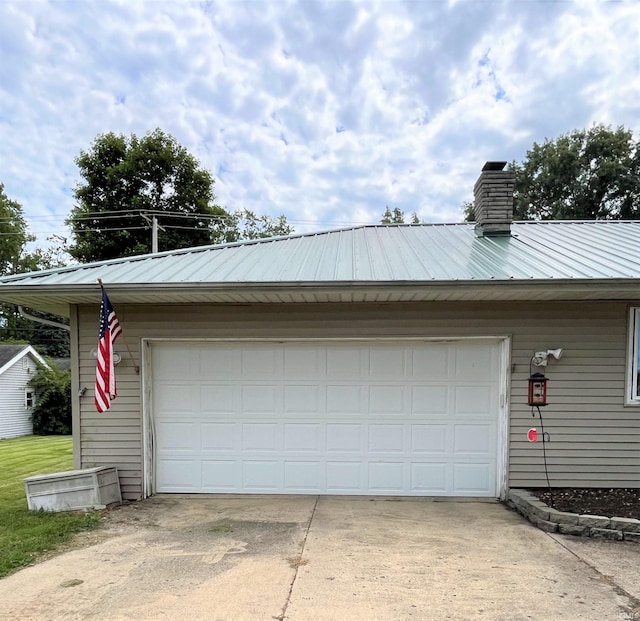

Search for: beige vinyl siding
xmin=74 ymin=300 xmax=640 ymax=500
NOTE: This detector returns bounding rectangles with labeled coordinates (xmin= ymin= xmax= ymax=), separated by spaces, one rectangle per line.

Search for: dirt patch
xmin=530 ymin=488 xmax=640 ymax=519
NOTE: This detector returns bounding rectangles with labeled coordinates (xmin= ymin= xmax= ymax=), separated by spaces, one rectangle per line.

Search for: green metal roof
xmin=1 ymin=221 xmax=639 ymax=315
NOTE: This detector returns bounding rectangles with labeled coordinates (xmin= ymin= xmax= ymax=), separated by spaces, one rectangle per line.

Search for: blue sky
xmin=0 ymin=0 xmax=638 ymax=249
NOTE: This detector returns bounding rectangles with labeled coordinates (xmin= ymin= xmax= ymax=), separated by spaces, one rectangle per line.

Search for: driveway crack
xmin=276 ymin=496 xmax=319 ymax=621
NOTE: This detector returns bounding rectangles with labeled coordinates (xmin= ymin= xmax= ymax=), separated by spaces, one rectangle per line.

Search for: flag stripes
xmin=95 ymin=285 xmax=122 ymax=413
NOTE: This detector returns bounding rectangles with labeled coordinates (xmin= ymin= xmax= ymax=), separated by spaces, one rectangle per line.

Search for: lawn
xmin=0 ymin=435 xmax=102 ymax=578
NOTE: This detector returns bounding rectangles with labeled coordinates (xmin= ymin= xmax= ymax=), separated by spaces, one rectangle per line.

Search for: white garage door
xmin=151 ymin=340 xmax=502 ymax=496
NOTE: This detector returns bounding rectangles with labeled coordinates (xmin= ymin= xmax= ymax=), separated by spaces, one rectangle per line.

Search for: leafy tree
xmin=0 ymin=183 xmax=31 ymax=274
xmin=67 ymin=129 xmax=294 ymax=261
xmin=29 ymin=362 xmax=72 ymax=435
xmin=513 ymin=125 xmax=640 ymax=220
xmin=226 ymin=209 xmax=294 ymax=242
xmin=463 ymin=125 xmax=640 ymax=221
xmin=0 ymin=187 xmax=70 ymax=357
xmin=381 ymin=206 xmax=420 ymax=224
xmin=67 ymin=129 xmax=226 ymax=261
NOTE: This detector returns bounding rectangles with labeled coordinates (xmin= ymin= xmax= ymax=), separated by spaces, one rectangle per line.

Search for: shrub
xmin=29 ymin=363 xmax=72 ymax=435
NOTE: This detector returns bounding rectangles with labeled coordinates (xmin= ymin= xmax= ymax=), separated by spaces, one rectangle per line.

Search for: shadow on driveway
xmin=1 ymin=496 xmax=638 ymax=620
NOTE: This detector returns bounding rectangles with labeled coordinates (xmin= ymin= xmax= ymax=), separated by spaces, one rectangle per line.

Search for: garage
xmin=150 ymin=339 xmax=503 ymax=496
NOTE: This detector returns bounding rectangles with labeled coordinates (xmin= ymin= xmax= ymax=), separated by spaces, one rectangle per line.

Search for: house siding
xmin=0 ymin=356 xmax=37 ymax=439
xmin=74 ymin=301 xmax=640 ymax=500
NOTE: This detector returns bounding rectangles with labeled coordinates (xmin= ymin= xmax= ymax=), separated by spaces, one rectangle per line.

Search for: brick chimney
xmin=473 ymin=161 xmax=515 ymax=236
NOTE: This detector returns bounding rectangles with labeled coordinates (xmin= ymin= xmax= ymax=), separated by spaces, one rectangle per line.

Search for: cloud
xmin=0 ymin=0 xmax=638 ymax=248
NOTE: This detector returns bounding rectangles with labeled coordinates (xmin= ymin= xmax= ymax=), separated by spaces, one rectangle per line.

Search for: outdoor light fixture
xmin=90 ymin=348 xmax=122 ymax=365
xmin=531 ymin=348 xmax=563 ymax=367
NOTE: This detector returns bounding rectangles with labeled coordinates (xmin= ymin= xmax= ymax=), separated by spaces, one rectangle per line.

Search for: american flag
xmin=95 ymin=285 xmax=123 ymax=413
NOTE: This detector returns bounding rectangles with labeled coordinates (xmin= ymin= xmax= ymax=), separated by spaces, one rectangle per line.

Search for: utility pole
xmin=152 ymin=215 xmax=158 ymax=253
xmin=141 ymin=213 xmax=165 ymax=253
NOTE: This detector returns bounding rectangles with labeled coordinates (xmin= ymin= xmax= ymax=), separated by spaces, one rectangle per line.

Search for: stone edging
xmin=506 ymin=489 xmax=640 ymax=543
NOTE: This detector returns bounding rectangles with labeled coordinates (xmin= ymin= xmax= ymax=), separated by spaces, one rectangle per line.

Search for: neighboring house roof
xmin=0 ymin=221 xmax=640 ymax=314
xmin=0 ymin=345 xmax=48 ymax=376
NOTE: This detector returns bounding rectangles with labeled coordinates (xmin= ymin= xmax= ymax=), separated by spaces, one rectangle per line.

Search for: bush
xmin=29 ymin=363 xmax=72 ymax=435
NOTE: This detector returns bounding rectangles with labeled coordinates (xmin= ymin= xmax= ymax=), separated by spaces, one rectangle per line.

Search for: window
xmin=22 ymin=357 xmax=29 ymax=370
xmin=24 ymin=388 xmax=35 ymax=409
xmin=627 ymin=308 xmax=640 ymax=403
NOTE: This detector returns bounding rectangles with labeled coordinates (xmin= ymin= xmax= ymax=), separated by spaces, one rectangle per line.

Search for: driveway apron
xmin=0 ymin=496 xmax=638 ymax=621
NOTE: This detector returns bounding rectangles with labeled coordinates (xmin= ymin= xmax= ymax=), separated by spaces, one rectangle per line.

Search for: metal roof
xmin=1 ymin=221 xmax=640 ymax=315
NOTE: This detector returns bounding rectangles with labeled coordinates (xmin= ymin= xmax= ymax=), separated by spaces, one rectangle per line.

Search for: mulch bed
xmin=529 ymin=488 xmax=640 ymax=520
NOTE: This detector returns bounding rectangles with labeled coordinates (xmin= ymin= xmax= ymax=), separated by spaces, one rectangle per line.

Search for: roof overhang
xmin=1 ymin=279 xmax=639 ymax=318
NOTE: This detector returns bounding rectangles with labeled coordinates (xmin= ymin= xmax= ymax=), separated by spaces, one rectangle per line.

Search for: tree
xmin=0 ymin=183 xmax=31 ymax=275
xmin=29 ymin=362 xmax=72 ymax=435
xmin=67 ymin=129 xmax=229 ymax=262
xmin=511 ymin=125 xmax=640 ymax=220
xmin=0 ymin=186 xmax=70 ymax=357
xmin=380 ymin=206 xmax=420 ymax=224
xmin=226 ymin=209 xmax=294 ymax=242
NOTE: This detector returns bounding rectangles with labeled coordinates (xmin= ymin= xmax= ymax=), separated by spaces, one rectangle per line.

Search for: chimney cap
xmin=482 ymin=161 xmax=507 ymax=172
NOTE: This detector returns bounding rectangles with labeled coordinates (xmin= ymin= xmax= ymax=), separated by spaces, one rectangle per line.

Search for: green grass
xmin=0 ymin=435 xmax=102 ymax=578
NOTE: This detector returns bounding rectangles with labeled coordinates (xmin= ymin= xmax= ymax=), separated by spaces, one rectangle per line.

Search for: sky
xmin=0 ymin=0 xmax=639 ymax=251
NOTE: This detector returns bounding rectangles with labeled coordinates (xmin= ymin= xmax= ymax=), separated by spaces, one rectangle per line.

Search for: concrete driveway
xmin=1 ymin=496 xmax=639 ymax=620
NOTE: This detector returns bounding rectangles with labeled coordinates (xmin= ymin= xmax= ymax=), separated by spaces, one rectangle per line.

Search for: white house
xmin=0 ymin=345 xmax=47 ymax=439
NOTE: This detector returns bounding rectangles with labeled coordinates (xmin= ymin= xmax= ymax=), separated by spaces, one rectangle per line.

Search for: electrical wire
xmin=529 ymin=356 xmax=554 ymax=506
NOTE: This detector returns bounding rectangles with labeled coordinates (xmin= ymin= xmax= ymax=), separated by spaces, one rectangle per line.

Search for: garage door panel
xmin=412 ymin=346 xmax=450 ymax=378
xmin=156 ymin=421 xmax=197 ymax=451
xmin=243 ymin=460 xmax=280 ymax=489
xmin=284 ymin=424 xmax=321 ymax=452
xmin=242 ymin=347 xmax=283 ymax=377
xmin=369 ymin=385 xmax=404 ymax=414
xmin=455 ymin=385 xmax=494 ymax=415
xmin=411 ymin=462 xmax=448 ymax=492
xmin=158 ymin=459 xmax=199 ymax=490
xmin=411 ymin=424 xmax=448 ymax=453
xmin=153 ymin=340 xmax=501 ymax=496
xmin=412 ymin=385 xmax=449 ymax=414
xmin=453 ymin=462 xmax=494 ymax=493
xmin=284 ymin=461 xmax=322 ymax=490
xmin=326 ymin=424 xmax=362 ymax=452
xmin=284 ymin=347 xmax=323 ymax=377
xmin=326 ymin=385 xmax=362 ymax=414
xmin=155 ymin=383 xmax=194 ymax=413
xmin=202 ymin=460 xmax=238 ymax=490
xmin=369 ymin=347 xmax=405 ymax=377
xmin=241 ymin=385 xmax=278 ymax=413
xmin=454 ymin=344 xmax=498 ymax=379
xmin=200 ymin=347 xmax=241 ymax=378
xmin=368 ymin=424 xmax=405 ymax=453
xmin=202 ymin=423 xmax=235 ymax=450
xmin=454 ymin=424 xmax=494 ymax=455
xmin=369 ymin=462 xmax=405 ymax=491
xmin=326 ymin=347 xmax=365 ymax=378
xmin=200 ymin=384 xmax=235 ymax=413
xmin=326 ymin=462 xmax=364 ymax=491
xmin=242 ymin=423 xmax=278 ymax=451
xmin=284 ymin=385 xmax=319 ymax=413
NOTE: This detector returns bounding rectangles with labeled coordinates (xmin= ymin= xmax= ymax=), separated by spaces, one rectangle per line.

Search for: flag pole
xmin=97 ymin=279 xmax=139 ymax=374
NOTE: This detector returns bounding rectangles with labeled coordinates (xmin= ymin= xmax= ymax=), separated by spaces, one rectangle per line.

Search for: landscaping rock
xmin=529 ymin=515 xmax=558 ymax=533
xmin=547 ymin=508 xmax=579 ymax=525
xmin=590 ymin=528 xmax=623 ymax=541
xmin=578 ymin=515 xmax=610 ymax=528
xmin=558 ymin=524 xmax=589 ymax=536
xmin=610 ymin=517 xmax=640 ymax=533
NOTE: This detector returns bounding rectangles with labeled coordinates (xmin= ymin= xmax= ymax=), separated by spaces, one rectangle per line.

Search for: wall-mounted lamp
xmin=90 ymin=348 xmax=122 ymax=365
xmin=531 ymin=348 xmax=563 ymax=367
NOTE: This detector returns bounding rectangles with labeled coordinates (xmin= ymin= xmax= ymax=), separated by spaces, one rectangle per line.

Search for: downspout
xmin=18 ymin=306 xmax=71 ymax=331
